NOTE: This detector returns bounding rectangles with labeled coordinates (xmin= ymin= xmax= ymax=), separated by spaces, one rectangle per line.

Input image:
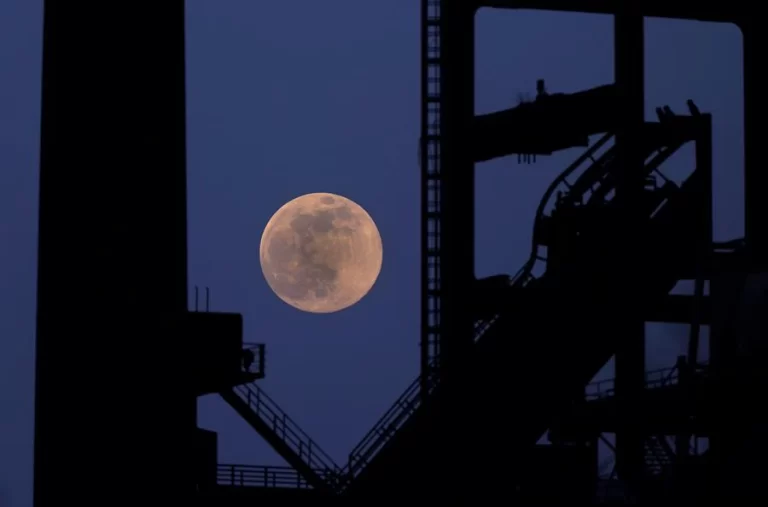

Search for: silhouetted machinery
xmin=33 ymin=1 xmax=762 ymax=506
xmin=191 ymin=4 xmax=757 ymax=500
xmin=188 ymin=311 xmax=264 ymax=396
xmin=188 ymin=2 xmax=740 ymax=498
xmin=187 ymin=311 xmax=266 ymax=492
xmin=473 ymin=82 xmax=617 ymax=161
xmin=195 ymin=81 xmax=717 ymax=505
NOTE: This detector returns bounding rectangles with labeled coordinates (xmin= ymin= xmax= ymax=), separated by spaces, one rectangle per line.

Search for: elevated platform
xmin=473 ymin=287 xmax=711 ymax=325
xmin=213 ymin=108 xmax=714 ymax=499
xmin=186 ymin=310 xmax=267 ymax=396
xmin=553 ymin=363 xmax=714 ymax=437
xmin=216 ymin=464 xmax=330 ymax=489
xmin=218 ymin=384 xmax=340 ymax=492
xmin=198 ymin=465 xmax=335 ymax=506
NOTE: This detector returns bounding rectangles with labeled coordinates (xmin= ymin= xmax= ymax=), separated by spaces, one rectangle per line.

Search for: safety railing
xmin=518 ymin=132 xmax=615 ymax=283
xmin=344 ymin=364 xmax=438 ymax=476
xmin=527 ymin=121 xmax=693 ymax=287
xmin=231 ymin=382 xmax=341 ymax=476
xmin=585 ymin=365 xmax=677 ymax=401
xmin=217 ymin=464 xmax=335 ymax=489
xmin=585 ymin=361 xmax=709 ymax=401
xmin=343 ymin=316 xmax=500 ymax=482
xmin=224 ymin=316 xmax=503 ymax=492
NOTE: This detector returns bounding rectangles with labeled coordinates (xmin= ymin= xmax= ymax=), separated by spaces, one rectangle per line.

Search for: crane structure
xmin=33 ymin=1 xmax=766 ymax=506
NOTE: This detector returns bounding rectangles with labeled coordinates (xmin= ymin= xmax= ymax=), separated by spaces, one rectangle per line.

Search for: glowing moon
xmin=259 ymin=192 xmax=383 ymax=313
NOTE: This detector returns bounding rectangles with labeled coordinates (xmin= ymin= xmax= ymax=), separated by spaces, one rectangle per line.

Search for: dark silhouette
xmin=33 ymin=0 xmax=766 ymax=506
xmin=242 ymin=348 xmax=254 ymax=373
xmin=687 ymin=99 xmax=701 ymax=116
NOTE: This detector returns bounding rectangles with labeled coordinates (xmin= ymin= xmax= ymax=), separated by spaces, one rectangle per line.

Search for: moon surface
xmin=259 ymin=192 xmax=383 ymax=313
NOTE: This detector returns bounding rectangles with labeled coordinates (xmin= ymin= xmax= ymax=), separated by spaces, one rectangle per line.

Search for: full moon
xmin=259 ymin=192 xmax=383 ymax=313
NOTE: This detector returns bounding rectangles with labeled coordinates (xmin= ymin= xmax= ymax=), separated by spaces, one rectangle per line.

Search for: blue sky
xmin=0 ymin=2 xmax=742 ymax=505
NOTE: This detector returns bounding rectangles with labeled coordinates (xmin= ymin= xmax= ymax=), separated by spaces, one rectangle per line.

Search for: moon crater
xmin=260 ymin=192 xmax=383 ymax=313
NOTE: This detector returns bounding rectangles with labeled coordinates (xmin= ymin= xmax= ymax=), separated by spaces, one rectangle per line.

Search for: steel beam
xmin=479 ymin=0 xmax=745 ymax=24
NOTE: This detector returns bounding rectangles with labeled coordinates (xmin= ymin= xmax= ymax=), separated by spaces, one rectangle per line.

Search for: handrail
xmin=585 ymin=365 xmax=677 ymax=400
xmin=344 ymin=364 xmax=437 ymax=475
xmin=344 ymin=317 xmax=499 ymax=480
xmin=332 ymin=131 xmax=652 ymax=485
xmin=523 ymin=132 xmax=615 ymax=278
xmin=505 ymin=137 xmax=610 ymax=289
xmin=524 ymin=121 xmax=696 ymax=290
xmin=217 ymin=464 xmax=334 ymax=489
xmin=340 ymin=127 xmax=663 ymax=485
xmin=340 ymin=122 xmax=696 ymax=488
xmin=232 ymin=383 xmax=341 ymax=474
xmin=221 ymin=118 xmax=711 ymax=494
xmin=218 ymin=464 xmax=308 ymax=488
xmin=226 ymin=318 xmax=506 ymax=492
xmin=585 ymin=136 xmax=687 ymax=206
xmin=585 ymin=361 xmax=709 ymax=400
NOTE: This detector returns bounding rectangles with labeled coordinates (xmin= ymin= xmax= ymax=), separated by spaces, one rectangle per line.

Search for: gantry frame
xmin=420 ymin=0 xmax=761 ymax=496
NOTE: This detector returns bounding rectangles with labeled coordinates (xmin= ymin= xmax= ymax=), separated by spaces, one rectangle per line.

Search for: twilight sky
xmin=0 ymin=1 xmax=742 ymax=505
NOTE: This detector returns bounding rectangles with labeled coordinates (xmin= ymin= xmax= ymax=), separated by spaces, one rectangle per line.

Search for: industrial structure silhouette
xmin=33 ymin=1 xmax=766 ymax=505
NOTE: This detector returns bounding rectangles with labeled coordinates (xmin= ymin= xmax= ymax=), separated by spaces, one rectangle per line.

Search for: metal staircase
xmin=644 ymin=435 xmax=675 ymax=476
xmin=344 ymin=317 xmax=499 ymax=480
xmin=219 ymin=383 xmax=341 ymax=492
xmin=524 ymin=123 xmax=697 ymax=286
xmin=218 ymin=316 xmax=500 ymax=493
xmin=217 ymin=108 xmax=709 ymax=494
xmin=343 ymin=116 xmax=709 ymax=494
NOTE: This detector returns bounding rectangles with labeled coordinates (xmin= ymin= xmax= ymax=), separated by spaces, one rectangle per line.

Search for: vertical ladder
xmin=421 ymin=0 xmax=443 ymax=396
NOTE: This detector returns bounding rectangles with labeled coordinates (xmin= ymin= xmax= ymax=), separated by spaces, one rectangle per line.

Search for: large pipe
xmin=34 ymin=3 xmax=190 ymax=505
